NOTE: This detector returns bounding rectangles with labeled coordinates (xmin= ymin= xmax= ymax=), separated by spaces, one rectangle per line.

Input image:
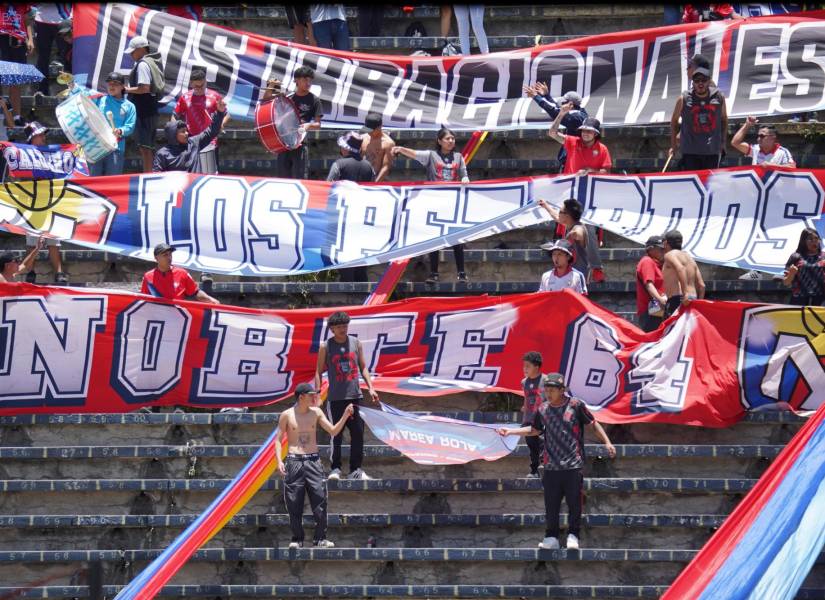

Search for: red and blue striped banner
xmin=113 ymin=427 xmax=281 ymax=599
xmin=663 ymin=403 xmax=825 ymax=600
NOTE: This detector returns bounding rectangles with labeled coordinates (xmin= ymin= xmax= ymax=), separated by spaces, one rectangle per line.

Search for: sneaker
xmin=441 ymin=40 xmax=460 ymax=56
xmin=138 ymin=406 xmax=153 ymax=414
xmin=54 ymin=272 xmax=68 ymax=284
xmin=738 ymin=269 xmax=763 ymax=280
xmin=219 ymin=407 xmax=249 ymax=413
xmin=538 ymin=536 xmax=560 ymax=550
xmin=788 ymin=115 xmax=802 ymax=123
xmin=288 ymin=541 xmax=302 ymax=549
xmin=456 ymin=272 xmax=468 ymax=282
xmin=13 ymin=115 xmax=23 ymax=127
xmin=425 ymin=273 xmax=439 ymax=284
xmin=328 ymin=468 xmax=342 ymax=480
xmin=348 ymin=468 xmax=373 ymax=480
xmin=526 ymin=471 xmax=540 ymax=479
xmin=314 ymin=539 xmax=335 ymax=548
xmin=566 ymin=534 xmax=580 ymax=550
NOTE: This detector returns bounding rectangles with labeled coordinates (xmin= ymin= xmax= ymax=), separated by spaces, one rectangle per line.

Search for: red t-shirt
xmin=635 ymin=255 xmax=664 ymax=316
xmin=174 ymin=89 xmax=223 ymax=144
xmin=563 ymin=136 xmax=612 ymax=175
xmin=141 ymin=266 xmax=199 ymax=300
xmin=0 ymin=4 xmax=30 ymax=41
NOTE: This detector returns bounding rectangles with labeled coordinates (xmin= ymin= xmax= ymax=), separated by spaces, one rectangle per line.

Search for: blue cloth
xmin=95 ymin=95 xmax=136 ymax=153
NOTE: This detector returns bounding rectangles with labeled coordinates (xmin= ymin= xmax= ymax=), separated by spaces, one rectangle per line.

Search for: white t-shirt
xmin=538 ymin=267 xmax=588 ymax=294
xmin=310 ymin=4 xmax=346 ymax=23
xmin=747 ymin=143 xmax=794 ymax=166
xmin=34 ymin=4 xmax=71 ymax=24
xmin=135 ymin=61 xmax=152 ymax=87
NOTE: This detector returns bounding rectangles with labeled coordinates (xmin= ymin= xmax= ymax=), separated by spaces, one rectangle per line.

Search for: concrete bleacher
xmin=1 ymin=4 xmax=823 ymax=598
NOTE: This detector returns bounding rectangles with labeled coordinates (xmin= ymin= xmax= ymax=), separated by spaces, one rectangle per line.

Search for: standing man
xmin=32 ymin=4 xmax=71 ymax=97
xmin=547 ymin=105 xmax=612 ymax=176
xmin=670 ymin=66 xmax=727 ymax=170
xmin=524 ymin=86 xmax=587 ymax=173
xmin=264 ymin=67 xmax=322 ymax=180
xmin=327 ymin=131 xmax=375 ymax=183
xmin=172 ymin=67 xmax=230 ymax=174
xmin=140 ymin=243 xmax=219 ymax=304
xmin=0 ymin=4 xmax=34 ymax=125
xmin=153 ymin=99 xmax=227 ymax=173
xmin=537 ymin=198 xmax=604 ymax=283
xmin=360 ymin=113 xmax=395 ymax=182
xmin=661 ymin=230 xmax=705 ymax=318
xmin=731 ymin=117 xmax=795 ymax=167
xmin=635 ymin=236 xmax=667 ymax=332
xmin=310 ymin=4 xmax=350 ymax=51
xmin=276 ymin=382 xmax=354 ymax=549
xmin=123 ymin=35 xmax=163 ymax=173
xmin=498 ymin=373 xmax=616 ymax=551
xmin=90 ymin=72 xmax=136 ymax=176
xmin=314 ymin=311 xmax=380 ymax=481
xmin=520 ymin=352 xmax=544 ymax=479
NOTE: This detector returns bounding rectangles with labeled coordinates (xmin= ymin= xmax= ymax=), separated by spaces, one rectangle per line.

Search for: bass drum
xmin=55 ymin=93 xmax=117 ymax=163
xmin=255 ymin=94 xmax=305 ymax=154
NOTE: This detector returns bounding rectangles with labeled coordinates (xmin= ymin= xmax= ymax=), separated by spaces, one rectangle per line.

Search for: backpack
xmin=140 ymin=53 xmax=166 ymax=95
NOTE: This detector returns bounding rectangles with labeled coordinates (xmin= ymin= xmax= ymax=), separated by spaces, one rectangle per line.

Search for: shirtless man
xmin=661 ymin=229 xmax=706 ymax=318
xmin=360 ymin=112 xmax=394 ymax=182
xmin=276 ymin=382 xmax=354 ymax=549
xmin=0 ymin=236 xmax=45 ymax=283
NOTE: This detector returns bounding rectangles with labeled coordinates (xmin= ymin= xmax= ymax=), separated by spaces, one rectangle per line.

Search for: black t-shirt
xmin=532 ymin=396 xmax=594 ymax=470
xmin=288 ymin=91 xmax=322 ymax=124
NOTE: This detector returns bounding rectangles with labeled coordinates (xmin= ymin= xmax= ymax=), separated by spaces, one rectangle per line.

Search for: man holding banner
xmin=276 ymin=383 xmax=354 ymax=549
xmin=499 ymin=373 xmax=616 ymax=551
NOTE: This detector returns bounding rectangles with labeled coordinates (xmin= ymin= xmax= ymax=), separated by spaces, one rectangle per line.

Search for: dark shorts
xmin=0 ymin=35 xmax=26 ymax=64
xmin=135 ymin=114 xmax=158 ymax=150
xmin=284 ymin=4 xmax=309 ymax=27
xmin=664 ymin=295 xmax=683 ymax=318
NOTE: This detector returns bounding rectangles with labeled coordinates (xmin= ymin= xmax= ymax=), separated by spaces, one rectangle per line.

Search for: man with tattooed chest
xmin=277 ymin=383 xmax=354 ymax=549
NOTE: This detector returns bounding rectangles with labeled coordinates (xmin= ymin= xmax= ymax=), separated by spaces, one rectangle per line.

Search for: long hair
xmin=795 ymin=227 xmax=822 ymax=256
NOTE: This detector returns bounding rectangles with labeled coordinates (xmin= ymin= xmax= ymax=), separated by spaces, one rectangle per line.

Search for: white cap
xmin=123 ymin=35 xmax=150 ymax=54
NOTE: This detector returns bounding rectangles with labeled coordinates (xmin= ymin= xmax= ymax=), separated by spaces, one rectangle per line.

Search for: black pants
xmin=680 ymin=153 xmax=720 ymax=171
xmin=664 ymin=295 xmax=682 ymax=318
xmin=283 ymin=454 xmax=327 ymax=543
xmin=526 ymin=435 xmax=542 ymax=474
xmin=327 ymin=399 xmax=363 ymax=472
xmin=429 ymin=244 xmax=465 ymax=275
xmin=276 ymin=145 xmax=309 ymax=179
xmin=35 ymin=21 xmax=70 ymax=95
xmin=543 ymin=468 xmax=583 ymax=538
xmin=639 ymin=312 xmax=663 ymax=332
xmin=358 ymin=6 xmax=384 ymax=36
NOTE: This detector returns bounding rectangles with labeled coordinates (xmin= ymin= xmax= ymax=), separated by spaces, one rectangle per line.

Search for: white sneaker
xmin=328 ymin=468 xmax=342 ymax=480
xmin=288 ymin=541 xmax=302 ymax=549
xmin=738 ymin=269 xmax=764 ymax=280
xmin=348 ymin=468 xmax=373 ymax=480
xmin=526 ymin=471 xmax=540 ymax=479
xmin=566 ymin=534 xmax=580 ymax=550
xmin=538 ymin=536 xmax=560 ymax=550
xmin=314 ymin=539 xmax=335 ymax=548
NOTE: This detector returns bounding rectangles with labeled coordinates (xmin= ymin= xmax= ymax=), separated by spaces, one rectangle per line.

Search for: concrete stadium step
xmin=0 ymin=512 xmax=727 ymax=552
xmin=0 ymin=443 xmax=779 ymax=480
xmin=0 ymin=477 xmax=757 ymax=517
xmin=0 ymin=411 xmax=804 ymax=447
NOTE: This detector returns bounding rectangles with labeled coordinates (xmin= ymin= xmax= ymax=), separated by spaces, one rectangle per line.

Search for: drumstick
xmin=661 ymin=153 xmax=673 ymax=173
xmin=106 ymin=111 xmax=119 ymax=138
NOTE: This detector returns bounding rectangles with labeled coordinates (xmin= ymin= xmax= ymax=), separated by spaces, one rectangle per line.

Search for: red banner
xmin=73 ymin=4 xmax=825 ymax=128
xmin=0 ymin=284 xmax=821 ymax=425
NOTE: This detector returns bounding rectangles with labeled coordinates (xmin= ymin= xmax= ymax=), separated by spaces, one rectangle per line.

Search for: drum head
xmin=255 ymin=95 xmax=305 ymax=154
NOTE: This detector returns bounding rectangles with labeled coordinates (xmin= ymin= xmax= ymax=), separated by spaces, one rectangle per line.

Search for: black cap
xmin=664 ymin=230 xmax=683 ymax=247
xmin=543 ymin=373 xmax=565 ymax=388
xmin=361 ymin=112 xmax=383 ymax=133
xmin=645 ymin=235 xmax=664 ymax=249
xmin=579 ymin=117 xmax=602 ymax=135
xmin=105 ymin=71 xmax=126 ymax=84
xmin=153 ymin=243 xmax=175 ymax=256
xmin=689 ymin=54 xmax=710 ymax=70
xmin=294 ymin=383 xmax=318 ymax=396
xmin=0 ymin=252 xmax=17 ymax=270
xmin=190 ymin=68 xmax=207 ymax=81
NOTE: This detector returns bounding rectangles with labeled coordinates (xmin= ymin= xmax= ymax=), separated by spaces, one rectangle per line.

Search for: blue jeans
xmin=89 ymin=150 xmax=125 ymax=176
xmin=312 ymin=19 xmax=350 ymax=50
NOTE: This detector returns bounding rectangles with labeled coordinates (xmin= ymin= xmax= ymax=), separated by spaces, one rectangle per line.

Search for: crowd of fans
xmin=0 ymin=3 xmax=817 ymax=317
